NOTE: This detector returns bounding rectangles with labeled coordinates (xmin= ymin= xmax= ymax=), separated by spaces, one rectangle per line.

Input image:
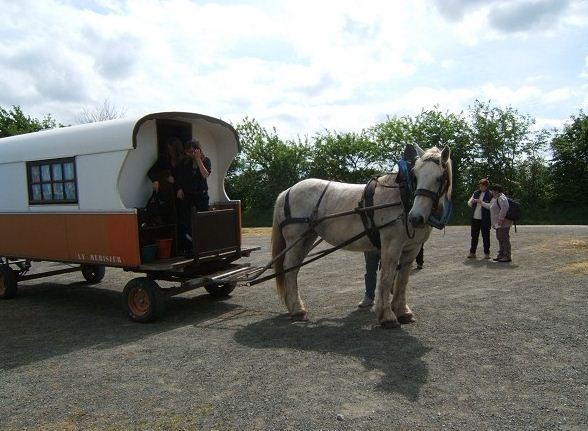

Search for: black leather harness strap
xmin=280 ymin=182 xmax=331 ymax=231
xmin=358 ymin=177 xmax=381 ymax=249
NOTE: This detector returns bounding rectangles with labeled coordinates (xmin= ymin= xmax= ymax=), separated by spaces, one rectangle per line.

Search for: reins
xmin=241 ymin=153 xmax=451 ymax=286
xmin=246 ymin=208 xmax=404 ymax=286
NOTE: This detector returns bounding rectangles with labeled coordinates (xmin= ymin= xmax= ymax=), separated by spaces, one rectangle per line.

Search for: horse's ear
xmin=403 ymin=144 xmax=418 ymax=164
xmin=441 ymin=146 xmax=451 ymax=164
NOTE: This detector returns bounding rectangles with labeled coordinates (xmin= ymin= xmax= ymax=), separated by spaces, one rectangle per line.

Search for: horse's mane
xmin=414 ymin=146 xmax=453 ymax=199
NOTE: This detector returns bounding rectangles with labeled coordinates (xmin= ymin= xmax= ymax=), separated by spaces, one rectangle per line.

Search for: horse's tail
xmin=271 ymin=192 xmax=287 ymax=301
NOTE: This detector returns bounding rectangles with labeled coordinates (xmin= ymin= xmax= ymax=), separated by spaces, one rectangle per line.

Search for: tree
xmin=308 ymin=129 xmax=385 ymax=183
xmin=550 ymin=110 xmax=588 ymax=205
xmin=0 ymin=105 xmax=60 ymax=137
xmin=407 ymin=107 xmax=474 ymax=205
xmin=468 ymin=100 xmax=534 ymax=198
xmin=76 ymin=99 xmax=126 ymax=124
xmin=226 ymin=118 xmax=310 ymax=214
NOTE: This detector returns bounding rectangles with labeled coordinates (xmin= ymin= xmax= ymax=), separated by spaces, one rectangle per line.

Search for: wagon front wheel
xmin=123 ymin=277 xmax=165 ymax=322
xmin=0 ymin=265 xmax=18 ymax=299
xmin=81 ymin=264 xmax=106 ymax=283
xmin=204 ymin=280 xmax=237 ymax=298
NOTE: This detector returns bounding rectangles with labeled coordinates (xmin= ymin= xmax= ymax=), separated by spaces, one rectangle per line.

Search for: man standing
xmin=176 ymin=139 xmax=211 ymax=252
xmin=467 ymin=178 xmax=492 ymax=259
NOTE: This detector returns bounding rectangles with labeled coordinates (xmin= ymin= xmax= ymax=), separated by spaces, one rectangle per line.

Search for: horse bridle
xmin=413 ymin=158 xmax=450 ymax=210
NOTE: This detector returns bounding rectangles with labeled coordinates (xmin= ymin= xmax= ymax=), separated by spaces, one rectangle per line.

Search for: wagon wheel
xmin=204 ymin=280 xmax=237 ymax=298
xmin=0 ymin=265 xmax=18 ymax=299
xmin=123 ymin=277 xmax=165 ymax=323
xmin=81 ymin=264 xmax=106 ymax=283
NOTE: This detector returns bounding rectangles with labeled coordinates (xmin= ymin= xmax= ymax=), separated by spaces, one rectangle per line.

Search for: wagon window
xmin=27 ymin=157 xmax=78 ymax=205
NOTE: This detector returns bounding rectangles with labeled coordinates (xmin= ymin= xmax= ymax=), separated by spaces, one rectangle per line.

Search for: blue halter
xmin=428 ymin=196 xmax=453 ymax=229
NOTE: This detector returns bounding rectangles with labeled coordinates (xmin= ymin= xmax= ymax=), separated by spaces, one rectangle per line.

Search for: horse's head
xmin=404 ymin=143 xmax=452 ymax=229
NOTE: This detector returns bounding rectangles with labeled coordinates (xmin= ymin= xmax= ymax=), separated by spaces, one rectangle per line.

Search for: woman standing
xmin=478 ymin=184 xmax=512 ymax=262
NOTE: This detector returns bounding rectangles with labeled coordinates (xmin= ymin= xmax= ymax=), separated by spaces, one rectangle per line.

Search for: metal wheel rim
xmin=128 ymin=287 xmax=150 ymax=316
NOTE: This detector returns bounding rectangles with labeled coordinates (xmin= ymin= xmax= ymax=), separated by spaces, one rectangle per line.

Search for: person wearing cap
xmin=466 ymin=178 xmax=492 ymax=259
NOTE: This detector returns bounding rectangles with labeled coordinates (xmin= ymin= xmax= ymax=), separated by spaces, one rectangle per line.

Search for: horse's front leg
xmin=374 ymin=250 xmax=401 ymax=328
xmin=391 ymin=259 xmax=415 ymax=324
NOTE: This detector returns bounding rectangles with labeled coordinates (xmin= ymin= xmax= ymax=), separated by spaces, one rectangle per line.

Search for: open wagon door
xmin=190 ymin=206 xmax=241 ymax=263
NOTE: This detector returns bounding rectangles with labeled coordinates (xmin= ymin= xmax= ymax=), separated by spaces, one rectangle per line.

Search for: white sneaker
xmin=358 ymin=295 xmax=374 ymax=308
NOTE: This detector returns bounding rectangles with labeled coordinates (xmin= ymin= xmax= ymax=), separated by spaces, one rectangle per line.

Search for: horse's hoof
xmin=398 ymin=314 xmax=415 ymax=324
xmin=380 ymin=319 xmax=401 ymax=329
xmin=290 ymin=312 xmax=308 ymax=322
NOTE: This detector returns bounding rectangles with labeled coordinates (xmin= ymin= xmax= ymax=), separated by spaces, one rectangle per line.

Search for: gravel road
xmin=1 ymin=225 xmax=587 ymax=430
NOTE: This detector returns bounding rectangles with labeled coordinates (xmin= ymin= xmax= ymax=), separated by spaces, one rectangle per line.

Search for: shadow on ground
xmin=234 ymin=310 xmax=431 ymax=401
xmin=0 ymin=281 xmax=238 ymax=371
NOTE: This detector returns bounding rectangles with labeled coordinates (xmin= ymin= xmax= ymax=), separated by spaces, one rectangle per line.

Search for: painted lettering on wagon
xmin=76 ymin=253 xmax=123 ymax=264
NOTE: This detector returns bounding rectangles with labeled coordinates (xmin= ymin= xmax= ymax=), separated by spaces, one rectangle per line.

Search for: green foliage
xmin=308 ymin=129 xmax=385 ymax=182
xmin=0 ymin=105 xmax=60 ymax=137
xmin=407 ymin=107 xmax=474 ymax=204
xmin=227 ymin=117 xmax=311 ymax=211
xmin=228 ymin=103 xmax=586 ymax=226
xmin=467 ymin=100 xmax=534 ymax=198
xmin=550 ymin=110 xmax=588 ymax=205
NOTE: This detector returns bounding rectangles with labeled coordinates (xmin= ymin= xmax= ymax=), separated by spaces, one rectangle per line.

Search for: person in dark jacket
xmin=147 ymin=137 xmax=184 ymax=194
xmin=175 ymin=139 xmax=211 ymax=252
xmin=146 ymin=137 xmax=184 ymax=224
xmin=466 ymin=178 xmax=492 ymax=259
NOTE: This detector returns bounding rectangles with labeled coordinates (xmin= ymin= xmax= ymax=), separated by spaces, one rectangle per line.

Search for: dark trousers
xmin=496 ymin=227 xmax=511 ymax=259
xmin=178 ymin=193 xmax=210 ymax=251
xmin=363 ymin=251 xmax=380 ymax=300
xmin=364 ymin=245 xmax=424 ymax=299
xmin=416 ymin=245 xmax=424 ymax=266
xmin=470 ymin=219 xmax=491 ymax=254
xmin=177 ymin=199 xmax=194 ymax=251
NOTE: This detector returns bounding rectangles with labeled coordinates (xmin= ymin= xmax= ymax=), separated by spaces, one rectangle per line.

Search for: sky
xmin=1 ymin=0 xmax=587 ymax=139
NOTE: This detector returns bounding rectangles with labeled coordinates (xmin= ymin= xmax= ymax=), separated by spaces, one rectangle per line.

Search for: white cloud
xmin=0 ymin=0 xmax=586 ymax=138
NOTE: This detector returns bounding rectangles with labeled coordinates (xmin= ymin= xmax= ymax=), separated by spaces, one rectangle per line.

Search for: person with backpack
xmin=477 ymin=184 xmax=512 ymax=263
xmin=467 ymin=178 xmax=492 ymax=259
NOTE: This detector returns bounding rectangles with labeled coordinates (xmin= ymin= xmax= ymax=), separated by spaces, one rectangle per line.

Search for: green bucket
xmin=141 ymin=244 xmax=158 ymax=263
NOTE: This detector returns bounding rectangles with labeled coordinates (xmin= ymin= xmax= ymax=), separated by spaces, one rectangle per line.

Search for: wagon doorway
xmin=156 ymin=119 xmax=192 ymax=153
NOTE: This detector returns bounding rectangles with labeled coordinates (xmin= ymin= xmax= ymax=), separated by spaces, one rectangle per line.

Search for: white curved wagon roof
xmin=0 ymin=112 xmax=239 ymax=162
xmin=0 ymin=112 xmax=240 ymax=212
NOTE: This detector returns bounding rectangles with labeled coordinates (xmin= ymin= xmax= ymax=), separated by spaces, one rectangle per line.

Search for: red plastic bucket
xmin=155 ymin=238 xmax=173 ymax=259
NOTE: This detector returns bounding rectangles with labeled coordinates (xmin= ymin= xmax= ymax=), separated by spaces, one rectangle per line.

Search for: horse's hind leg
xmin=282 ymin=232 xmax=318 ymax=321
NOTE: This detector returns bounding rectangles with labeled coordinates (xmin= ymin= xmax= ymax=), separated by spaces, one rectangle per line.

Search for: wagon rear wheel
xmin=204 ymin=280 xmax=237 ymax=298
xmin=0 ymin=265 xmax=18 ymax=299
xmin=123 ymin=277 xmax=165 ymax=322
xmin=81 ymin=264 xmax=106 ymax=283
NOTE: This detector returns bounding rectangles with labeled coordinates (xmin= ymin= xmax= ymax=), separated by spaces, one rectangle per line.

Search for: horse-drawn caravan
xmin=0 ymin=112 xmax=257 ymax=322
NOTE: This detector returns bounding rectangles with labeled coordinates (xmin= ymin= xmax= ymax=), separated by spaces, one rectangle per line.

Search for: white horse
xmin=271 ymin=144 xmax=452 ymax=328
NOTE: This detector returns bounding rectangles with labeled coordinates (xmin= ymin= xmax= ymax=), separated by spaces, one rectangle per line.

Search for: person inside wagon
xmin=175 ymin=139 xmax=212 ymax=253
xmin=146 ymin=136 xmax=185 ymax=224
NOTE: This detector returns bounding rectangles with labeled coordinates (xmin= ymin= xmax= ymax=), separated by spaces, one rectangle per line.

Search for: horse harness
xmin=245 ymin=156 xmax=451 ymax=285
xmin=278 ymin=157 xmax=450 ymax=249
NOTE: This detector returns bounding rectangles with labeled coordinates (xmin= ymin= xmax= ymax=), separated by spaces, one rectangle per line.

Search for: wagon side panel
xmin=0 ymin=213 xmax=141 ymax=266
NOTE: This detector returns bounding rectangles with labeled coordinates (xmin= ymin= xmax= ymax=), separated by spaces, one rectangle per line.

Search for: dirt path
xmin=1 ymin=226 xmax=587 ymax=430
